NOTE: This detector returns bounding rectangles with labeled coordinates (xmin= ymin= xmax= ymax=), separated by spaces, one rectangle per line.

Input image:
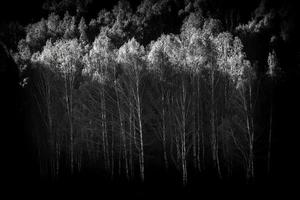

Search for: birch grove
xmin=14 ymin=4 xmax=274 ymax=185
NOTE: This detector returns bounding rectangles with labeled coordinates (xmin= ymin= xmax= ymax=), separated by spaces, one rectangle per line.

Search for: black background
xmin=1 ymin=0 xmax=299 ymax=198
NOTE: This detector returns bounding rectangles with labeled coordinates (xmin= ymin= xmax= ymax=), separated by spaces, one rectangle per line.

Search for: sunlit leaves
xmin=117 ymin=37 xmax=145 ymax=66
xmin=147 ymin=34 xmax=174 ymax=82
xmin=57 ymin=39 xmax=85 ymax=73
xmin=82 ymin=33 xmax=113 ymax=83
xmin=23 ymin=11 xmax=78 ymax=54
xmin=17 ymin=39 xmax=32 ymax=61
xmin=163 ymin=34 xmax=185 ymax=69
xmin=185 ymin=30 xmax=206 ymax=71
xmin=35 ymin=38 xmax=85 ymax=75
xmin=25 ymin=18 xmax=48 ymax=50
xmin=147 ymin=34 xmax=168 ymax=66
xmin=202 ymin=18 xmax=223 ymax=38
xmin=33 ymin=39 xmax=56 ymax=66
xmin=181 ymin=11 xmax=204 ymax=40
xmin=267 ymin=50 xmax=279 ymax=78
xmin=91 ymin=33 xmax=113 ymax=63
xmin=214 ymin=32 xmax=236 ymax=73
xmin=236 ymin=12 xmax=275 ymax=33
xmin=213 ymin=31 xmax=254 ymax=87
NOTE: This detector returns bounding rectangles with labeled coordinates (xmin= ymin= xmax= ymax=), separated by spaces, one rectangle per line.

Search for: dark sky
xmin=0 ymin=0 xmax=44 ymax=23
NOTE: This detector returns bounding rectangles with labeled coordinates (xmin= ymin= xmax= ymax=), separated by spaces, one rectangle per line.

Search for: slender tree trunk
xmin=175 ymin=133 xmax=180 ymax=167
xmin=267 ymin=99 xmax=273 ymax=175
xmin=111 ymin=114 xmax=115 ymax=179
xmin=69 ymin=104 xmax=74 ymax=174
xmin=101 ymin=86 xmax=107 ymax=170
xmin=129 ymin=104 xmax=134 ymax=178
xmin=196 ymin=75 xmax=202 ymax=171
xmin=136 ymin=77 xmax=144 ymax=182
xmin=173 ymin=94 xmax=181 ymax=167
xmin=118 ymin=140 xmax=122 ymax=176
xmin=55 ymin=132 xmax=60 ymax=177
xmin=199 ymin=76 xmax=204 ymax=171
xmin=193 ymin=79 xmax=197 ymax=169
xmin=101 ymin=83 xmax=110 ymax=171
xmin=249 ymin=84 xmax=255 ymax=179
xmin=65 ymin=72 xmax=74 ymax=174
xmin=105 ymin=113 xmax=109 ymax=170
xmin=242 ymin=85 xmax=254 ymax=180
xmin=211 ymin=69 xmax=221 ymax=178
xmin=181 ymin=77 xmax=187 ymax=185
xmin=116 ymin=84 xmax=129 ymax=179
xmin=161 ymin=88 xmax=168 ymax=170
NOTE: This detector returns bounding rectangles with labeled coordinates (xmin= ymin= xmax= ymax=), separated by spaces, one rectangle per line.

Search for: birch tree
xmin=117 ymin=38 xmax=146 ymax=181
xmin=164 ymin=34 xmax=191 ymax=185
xmin=147 ymin=34 xmax=173 ymax=170
xmin=266 ymin=49 xmax=279 ymax=175
xmin=37 ymin=38 xmax=86 ymax=174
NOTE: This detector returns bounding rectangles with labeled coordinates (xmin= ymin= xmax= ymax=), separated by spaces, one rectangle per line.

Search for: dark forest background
xmin=0 ymin=0 xmax=299 ymax=198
